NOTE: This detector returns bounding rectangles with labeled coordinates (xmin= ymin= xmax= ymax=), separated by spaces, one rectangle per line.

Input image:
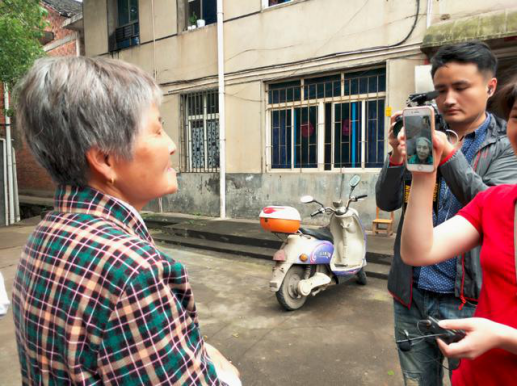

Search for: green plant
xmin=189 ymin=12 xmax=197 ymax=26
xmin=0 ymin=0 xmax=47 ymax=88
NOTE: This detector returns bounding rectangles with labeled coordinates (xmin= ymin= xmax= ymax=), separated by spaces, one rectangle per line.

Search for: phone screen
xmin=403 ymin=109 xmax=434 ymax=169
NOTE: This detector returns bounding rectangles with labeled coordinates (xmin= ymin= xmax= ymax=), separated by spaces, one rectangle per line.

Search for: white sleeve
xmin=0 ymin=272 xmax=10 ymax=317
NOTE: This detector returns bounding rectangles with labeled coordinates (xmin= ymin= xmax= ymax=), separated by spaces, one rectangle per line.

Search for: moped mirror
xmin=300 ymin=195 xmax=314 ymax=204
xmin=349 ymin=175 xmax=361 ymax=188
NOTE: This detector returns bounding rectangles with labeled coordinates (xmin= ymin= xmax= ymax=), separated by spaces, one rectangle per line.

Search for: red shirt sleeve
xmin=457 ymin=190 xmax=488 ymax=235
xmin=439 ymin=149 xmax=457 ymax=166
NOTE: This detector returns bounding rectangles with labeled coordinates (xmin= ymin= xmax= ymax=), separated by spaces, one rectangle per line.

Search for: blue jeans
xmin=393 ymin=286 xmax=476 ymax=386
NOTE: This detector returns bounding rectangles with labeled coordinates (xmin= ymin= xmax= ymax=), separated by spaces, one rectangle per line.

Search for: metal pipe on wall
xmin=1 ymin=139 xmax=8 ymax=226
xmin=3 ymin=84 xmax=14 ymax=225
xmin=151 ymin=0 xmax=163 ymax=213
xmin=217 ymin=0 xmax=226 ymax=219
xmin=12 ymin=149 xmax=19 ymax=222
xmin=426 ymin=0 xmax=433 ymax=28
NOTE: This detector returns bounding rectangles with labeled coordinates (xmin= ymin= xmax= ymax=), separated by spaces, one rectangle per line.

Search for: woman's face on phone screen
xmin=416 ymin=138 xmax=431 ymax=161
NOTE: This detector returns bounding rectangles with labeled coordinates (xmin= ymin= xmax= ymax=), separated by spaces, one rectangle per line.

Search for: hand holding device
xmin=403 ymin=106 xmax=435 ymax=172
xmin=419 ymin=316 xmax=466 ymax=345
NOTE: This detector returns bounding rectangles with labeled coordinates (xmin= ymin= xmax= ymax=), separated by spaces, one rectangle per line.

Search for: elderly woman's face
xmin=112 ymin=104 xmax=177 ymax=208
xmin=416 ymin=138 xmax=431 ymax=161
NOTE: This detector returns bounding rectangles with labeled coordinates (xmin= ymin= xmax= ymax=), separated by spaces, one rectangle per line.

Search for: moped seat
xmin=299 ymin=227 xmax=334 ymax=243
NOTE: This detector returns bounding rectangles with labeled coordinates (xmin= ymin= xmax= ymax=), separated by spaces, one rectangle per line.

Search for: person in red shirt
xmin=399 ymin=78 xmax=517 ymax=386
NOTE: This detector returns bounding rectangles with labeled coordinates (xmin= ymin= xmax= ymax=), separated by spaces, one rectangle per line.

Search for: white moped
xmin=260 ymin=175 xmax=368 ymax=310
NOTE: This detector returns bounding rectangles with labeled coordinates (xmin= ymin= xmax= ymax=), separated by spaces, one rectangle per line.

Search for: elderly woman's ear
xmin=85 ymin=147 xmax=117 ymax=187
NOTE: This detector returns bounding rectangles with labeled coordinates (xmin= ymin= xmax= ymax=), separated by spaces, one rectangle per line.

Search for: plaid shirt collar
xmin=54 ymin=185 xmax=152 ymax=243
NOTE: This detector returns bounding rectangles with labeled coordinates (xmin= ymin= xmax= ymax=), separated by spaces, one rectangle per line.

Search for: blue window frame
xmin=366 ymin=99 xmax=385 ymax=168
xmin=115 ymin=0 xmax=139 ymax=50
xmin=268 ymin=0 xmax=292 ymax=6
xmin=305 ymin=75 xmax=341 ymax=100
xmin=344 ymin=68 xmax=386 ymax=96
xmin=294 ymin=106 xmax=318 ymax=168
xmin=268 ymin=68 xmax=386 ymax=170
xmin=334 ymin=102 xmax=362 ymax=168
xmin=269 ymin=81 xmax=301 ymax=104
xmin=271 ymin=110 xmax=292 ymax=169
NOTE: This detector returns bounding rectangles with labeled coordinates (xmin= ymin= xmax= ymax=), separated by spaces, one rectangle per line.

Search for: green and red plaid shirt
xmin=12 ymin=185 xmax=222 ymax=386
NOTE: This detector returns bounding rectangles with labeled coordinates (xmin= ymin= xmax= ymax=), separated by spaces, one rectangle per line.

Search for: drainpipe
xmin=151 ymin=0 xmax=163 ymax=213
xmin=1 ymin=139 xmax=7 ymax=226
xmin=217 ymin=0 xmax=226 ymax=219
xmin=12 ymin=149 xmax=20 ymax=222
xmin=3 ymin=84 xmax=14 ymax=225
xmin=426 ymin=0 xmax=433 ymax=28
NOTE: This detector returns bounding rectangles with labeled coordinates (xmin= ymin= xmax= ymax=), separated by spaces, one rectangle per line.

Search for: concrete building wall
xmin=225 ymin=82 xmax=263 ymax=174
xmin=81 ymin=0 xmax=517 ymax=225
xmin=84 ymin=0 xmax=108 ymax=56
xmin=430 ymin=0 xmax=515 ymax=23
xmin=222 ymin=0 xmax=424 ymax=75
xmin=139 ymin=0 xmax=177 ymax=42
xmin=160 ymin=171 xmax=381 ymax=226
xmin=161 ymin=94 xmax=182 ymax=168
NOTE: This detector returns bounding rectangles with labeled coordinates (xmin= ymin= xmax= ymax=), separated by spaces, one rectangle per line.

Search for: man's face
xmin=433 ymin=62 xmax=496 ymax=131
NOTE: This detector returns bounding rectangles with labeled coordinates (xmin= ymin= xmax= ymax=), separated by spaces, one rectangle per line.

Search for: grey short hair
xmin=14 ymin=56 xmax=162 ymax=186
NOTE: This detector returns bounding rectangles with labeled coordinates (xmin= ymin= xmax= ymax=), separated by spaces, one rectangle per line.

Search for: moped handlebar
xmin=310 ymin=207 xmax=335 ymax=217
xmin=308 ymin=195 xmax=367 ymax=217
xmin=310 ymin=209 xmax=324 ymax=217
xmin=344 ymin=194 xmax=368 ymax=212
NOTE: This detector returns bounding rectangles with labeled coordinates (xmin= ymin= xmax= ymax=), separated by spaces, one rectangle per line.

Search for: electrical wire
xmin=161 ymin=0 xmax=422 ymax=88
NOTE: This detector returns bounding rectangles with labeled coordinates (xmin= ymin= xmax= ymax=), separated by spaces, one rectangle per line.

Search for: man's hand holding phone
xmin=388 ymin=112 xmax=405 ymax=165
xmin=394 ymin=121 xmax=454 ymax=174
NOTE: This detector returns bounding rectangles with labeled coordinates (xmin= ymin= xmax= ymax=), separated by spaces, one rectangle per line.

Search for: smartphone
xmin=402 ymin=106 xmax=435 ymax=172
xmin=419 ymin=316 xmax=466 ymax=345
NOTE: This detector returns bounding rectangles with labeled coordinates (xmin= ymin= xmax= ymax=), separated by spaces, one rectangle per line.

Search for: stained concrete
xmin=163 ymin=245 xmax=402 ymax=386
xmin=159 ymin=172 xmax=402 ymax=228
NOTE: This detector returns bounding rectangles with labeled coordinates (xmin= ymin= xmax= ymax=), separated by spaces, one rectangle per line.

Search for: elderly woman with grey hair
xmin=11 ymin=56 xmax=239 ymax=386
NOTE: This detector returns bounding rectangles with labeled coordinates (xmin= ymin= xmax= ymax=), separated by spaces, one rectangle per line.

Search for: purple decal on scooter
xmin=309 ymin=241 xmax=334 ymax=264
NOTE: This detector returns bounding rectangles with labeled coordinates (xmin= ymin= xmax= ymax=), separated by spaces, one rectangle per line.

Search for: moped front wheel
xmin=356 ymin=267 xmax=367 ymax=285
xmin=276 ymin=265 xmax=307 ymax=311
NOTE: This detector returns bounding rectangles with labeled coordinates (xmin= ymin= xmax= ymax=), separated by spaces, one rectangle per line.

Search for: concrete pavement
xmin=0 ymin=217 xmax=403 ymax=385
xmin=0 ymin=217 xmax=41 ymax=386
xmin=20 ymin=194 xmax=397 ymax=280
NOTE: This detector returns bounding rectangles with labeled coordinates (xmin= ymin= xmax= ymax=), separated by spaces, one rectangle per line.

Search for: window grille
xmin=114 ymin=0 xmax=139 ymax=50
xmin=180 ymin=91 xmax=220 ymax=172
xmin=187 ymin=0 xmax=217 ymax=28
xmin=266 ymin=0 xmax=292 ymax=7
xmin=267 ymin=68 xmax=386 ymax=171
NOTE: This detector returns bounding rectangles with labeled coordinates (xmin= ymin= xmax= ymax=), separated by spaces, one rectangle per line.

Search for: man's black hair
xmin=431 ymin=41 xmax=498 ymax=78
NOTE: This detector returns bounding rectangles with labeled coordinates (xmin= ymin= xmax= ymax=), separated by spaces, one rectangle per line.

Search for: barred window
xmin=180 ymin=91 xmax=219 ymax=172
xmin=267 ymin=68 xmax=386 ymax=171
xmin=186 ymin=0 xmax=217 ymax=29
xmin=265 ymin=0 xmax=292 ymax=7
xmin=114 ymin=0 xmax=139 ymax=50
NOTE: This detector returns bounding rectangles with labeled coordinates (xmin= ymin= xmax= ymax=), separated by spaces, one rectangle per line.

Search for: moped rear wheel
xmin=276 ymin=265 xmax=307 ymax=311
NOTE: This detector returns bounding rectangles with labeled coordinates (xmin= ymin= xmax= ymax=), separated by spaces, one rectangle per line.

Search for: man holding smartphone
xmin=376 ymin=41 xmax=517 ymax=385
